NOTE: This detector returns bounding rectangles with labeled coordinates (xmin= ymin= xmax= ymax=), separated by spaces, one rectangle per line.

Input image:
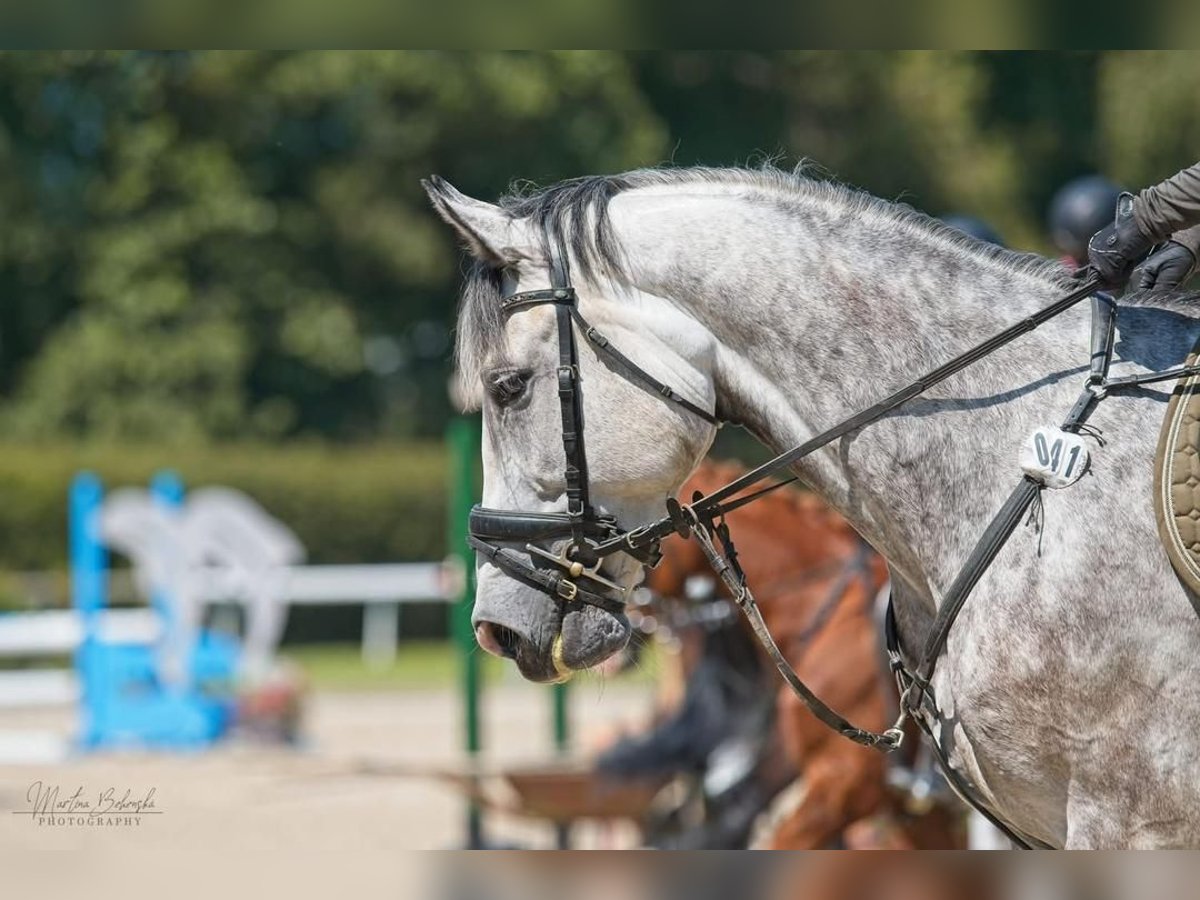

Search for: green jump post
xmin=449 ymin=416 xmax=483 ymax=849
xmin=450 ymin=415 xmax=572 ymax=848
xmin=552 ymin=678 xmax=571 ymax=848
xmin=552 ymin=682 xmax=569 ymax=753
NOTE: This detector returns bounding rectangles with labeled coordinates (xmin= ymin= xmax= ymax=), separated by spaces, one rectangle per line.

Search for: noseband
xmin=465 ymin=233 xmax=719 ymax=616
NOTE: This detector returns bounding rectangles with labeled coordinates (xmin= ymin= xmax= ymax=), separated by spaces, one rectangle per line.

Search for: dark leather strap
xmin=1103 ymin=363 xmax=1200 ymax=391
xmin=597 ymin=276 xmax=1104 ymax=559
xmin=1088 ymin=293 xmax=1116 ymax=384
xmin=907 ymin=476 xmax=1041 ymax=704
xmin=885 ymin=597 xmax=1046 ymax=849
xmin=469 ymin=505 xmax=619 ymax=544
xmin=903 ymin=308 xmax=1136 ymax=710
xmin=569 ymin=307 xmax=720 ymax=426
xmin=689 ymin=509 xmax=906 ymax=750
xmin=682 ymin=278 xmax=1103 ymax=517
xmin=468 ymin=535 xmax=626 ymax=616
xmin=488 ymin=237 xmax=719 ymax=589
xmin=500 ymin=288 xmax=574 ymax=312
xmin=540 ymin=231 xmax=594 ymax=561
xmin=556 ymin=301 xmax=589 ymax=520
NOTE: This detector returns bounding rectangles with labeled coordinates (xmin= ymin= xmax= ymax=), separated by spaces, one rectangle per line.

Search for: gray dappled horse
xmin=427 ymin=166 xmax=1200 ymax=848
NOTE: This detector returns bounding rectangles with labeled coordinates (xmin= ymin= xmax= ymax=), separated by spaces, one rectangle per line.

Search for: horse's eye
xmin=486 ymin=369 xmax=530 ymax=407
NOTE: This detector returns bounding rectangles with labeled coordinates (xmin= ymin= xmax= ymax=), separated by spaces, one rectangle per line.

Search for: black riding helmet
xmin=1048 ymin=175 xmax=1123 ymax=263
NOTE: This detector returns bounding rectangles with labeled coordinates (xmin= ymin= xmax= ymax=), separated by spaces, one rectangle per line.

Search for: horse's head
xmin=425 ymin=176 xmax=719 ymax=681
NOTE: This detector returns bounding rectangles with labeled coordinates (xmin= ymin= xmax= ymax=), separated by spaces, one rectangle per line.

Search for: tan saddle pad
xmin=1155 ymin=348 xmax=1200 ymax=595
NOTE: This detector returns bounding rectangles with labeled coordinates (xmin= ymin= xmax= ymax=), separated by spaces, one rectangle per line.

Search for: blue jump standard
xmin=70 ymin=471 xmax=240 ymax=750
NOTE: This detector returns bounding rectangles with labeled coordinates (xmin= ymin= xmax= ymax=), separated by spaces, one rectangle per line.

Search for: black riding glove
xmin=1087 ymin=192 xmax=1155 ymax=288
xmin=1133 ymin=240 xmax=1197 ymax=291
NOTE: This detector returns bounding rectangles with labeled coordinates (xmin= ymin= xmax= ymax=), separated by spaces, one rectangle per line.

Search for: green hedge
xmin=0 ymin=442 xmax=453 ymax=576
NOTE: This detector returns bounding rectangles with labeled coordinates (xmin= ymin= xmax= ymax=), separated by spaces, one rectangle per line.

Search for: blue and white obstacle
xmin=71 ymin=471 xmax=243 ymax=750
xmin=0 ymin=471 xmax=452 ymax=761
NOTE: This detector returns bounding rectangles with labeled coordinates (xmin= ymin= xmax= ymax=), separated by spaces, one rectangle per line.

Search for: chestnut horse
xmin=646 ymin=460 xmax=962 ymax=849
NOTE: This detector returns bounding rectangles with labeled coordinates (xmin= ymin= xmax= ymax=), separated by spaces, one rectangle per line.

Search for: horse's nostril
xmin=476 ymin=622 xmax=521 ymax=660
xmin=494 ymin=626 xmax=522 ymax=658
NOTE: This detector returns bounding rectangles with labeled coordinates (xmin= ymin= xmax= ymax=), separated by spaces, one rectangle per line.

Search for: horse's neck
xmin=618 ymin=190 xmax=1084 ymax=604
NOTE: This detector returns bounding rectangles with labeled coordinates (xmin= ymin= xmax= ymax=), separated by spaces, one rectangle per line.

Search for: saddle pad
xmin=1155 ymin=346 xmax=1200 ymax=596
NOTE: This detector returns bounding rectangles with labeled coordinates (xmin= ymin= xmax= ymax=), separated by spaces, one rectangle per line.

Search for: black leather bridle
xmin=466 ymin=232 xmax=719 ymax=617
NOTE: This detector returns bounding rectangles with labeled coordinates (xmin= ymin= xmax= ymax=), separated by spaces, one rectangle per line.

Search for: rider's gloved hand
xmin=1132 ymin=241 xmax=1197 ymax=292
xmin=1087 ymin=192 xmax=1156 ymax=289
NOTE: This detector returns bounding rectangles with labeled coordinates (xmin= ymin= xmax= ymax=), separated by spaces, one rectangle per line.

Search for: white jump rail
xmin=0 ymin=611 xmax=158 ymax=737
xmin=279 ymin=563 xmax=450 ymax=604
xmin=0 ymin=608 xmax=159 ymax=659
xmin=0 ymin=561 xmax=460 ymax=705
xmin=275 ymin=562 xmax=458 ymax=668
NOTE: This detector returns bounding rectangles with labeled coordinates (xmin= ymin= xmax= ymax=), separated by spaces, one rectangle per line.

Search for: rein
xmin=664 ymin=285 xmax=1200 ymax=850
xmin=589 ymin=274 xmax=1108 ymax=752
xmin=599 ymin=276 xmax=1107 ymax=558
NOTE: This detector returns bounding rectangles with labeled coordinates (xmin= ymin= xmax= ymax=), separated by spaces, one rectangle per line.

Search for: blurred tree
xmin=1098 ymin=51 xmax=1200 ymax=188
xmin=634 ymin=52 xmax=1101 ymax=250
xmin=974 ymin=52 xmax=1103 ymax=225
xmin=1 ymin=51 xmax=1188 ymax=444
xmin=774 ymin=53 xmax=1022 ymax=229
xmin=0 ymin=51 xmax=665 ymax=441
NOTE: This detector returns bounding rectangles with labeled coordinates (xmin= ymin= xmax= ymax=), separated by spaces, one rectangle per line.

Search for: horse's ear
xmin=423 ymin=176 xmax=532 ymax=267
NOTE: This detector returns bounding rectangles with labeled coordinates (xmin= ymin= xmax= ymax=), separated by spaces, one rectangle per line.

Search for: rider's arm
xmin=1088 ymin=162 xmax=1200 ymax=289
xmin=1134 ymin=162 xmax=1200 ymax=243
xmin=1171 ymin=223 xmax=1200 ymax=257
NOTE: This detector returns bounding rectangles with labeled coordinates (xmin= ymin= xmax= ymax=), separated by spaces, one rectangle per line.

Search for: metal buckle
xmin=879 ymin=727 xmax=905 ymax=751
xmin=527 ymin=542 xmax=631 ymax=603
xmin=623 ymin=527 xmax=650 ymax=550
xmin=557 ymin=579 xmax=578 ymax=601
xmin=665 ymin=497 xmax=692 ymax=538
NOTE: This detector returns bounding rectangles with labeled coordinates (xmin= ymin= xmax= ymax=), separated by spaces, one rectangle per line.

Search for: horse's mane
xmin=499 ymin=165 xmax=1069 ymax=283
xmin=455 ymin=164 xmax=1077 ymax=395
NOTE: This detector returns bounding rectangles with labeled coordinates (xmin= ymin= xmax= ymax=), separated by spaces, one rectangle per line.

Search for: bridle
xmin=465 ymin=230 xmax=719 ymax=617
xmin=465 ymin=225 xmax=1200 ymax=849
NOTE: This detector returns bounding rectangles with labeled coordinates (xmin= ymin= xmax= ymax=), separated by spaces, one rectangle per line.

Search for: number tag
xmin=1019 ymin=427 xmax=1090 ymax=489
